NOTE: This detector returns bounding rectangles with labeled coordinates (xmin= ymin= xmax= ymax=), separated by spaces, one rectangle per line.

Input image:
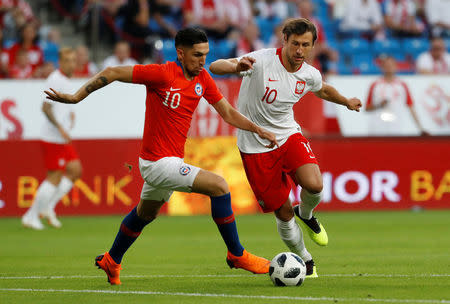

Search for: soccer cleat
xmin=21 ymin=215 xmax=44 ymax=230
xmin=226 ymin=249 xmax=270 ymax=274
xmin=95 ymin=252 xmax=122 ymax=285
xmin=305 ymin=259 xmax=318 ymax=278
xmin=40 ymin=211 xmax=62 ymax=228
xmin=294 ymin=205 xmax=328 ymax=246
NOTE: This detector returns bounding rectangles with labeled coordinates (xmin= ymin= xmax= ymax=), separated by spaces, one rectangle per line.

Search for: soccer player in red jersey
xmin=45 ymin=28 xmax=278 ymax=285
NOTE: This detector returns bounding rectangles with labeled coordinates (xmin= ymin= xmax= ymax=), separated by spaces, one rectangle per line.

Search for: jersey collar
xmin=276 ymin=47 xmax=303 ymax=73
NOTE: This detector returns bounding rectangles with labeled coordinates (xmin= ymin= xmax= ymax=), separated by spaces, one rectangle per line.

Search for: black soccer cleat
xmin=305 ymin=259 xmax=318 ymax=278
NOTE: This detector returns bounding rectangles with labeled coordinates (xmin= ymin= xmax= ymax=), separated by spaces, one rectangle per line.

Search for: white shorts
xmin=139 ymin=157 xmax=201 ymax=202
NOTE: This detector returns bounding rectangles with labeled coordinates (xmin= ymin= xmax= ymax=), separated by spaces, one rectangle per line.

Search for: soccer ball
xmin=269 ymin=252 xmax=306 ymax=286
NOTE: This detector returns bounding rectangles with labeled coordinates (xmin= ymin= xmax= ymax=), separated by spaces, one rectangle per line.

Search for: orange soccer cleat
xmin=95 ymin=252 xmax=122 ymax=285
xmin=226 ymin=250 xmax=270 ymax=274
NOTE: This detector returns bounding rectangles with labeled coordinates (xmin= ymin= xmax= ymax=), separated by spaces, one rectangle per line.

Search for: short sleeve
xmin=236 ymin=49 xmax=269 ymax=72
xmin=309 ymin=68 xmax=323 ymax=92
xmin=416 ymin=53 xmax=429 ymax=72
xmin=132 ymin=64 xmax=171 ymax=87
xmin=400 ymin=81 xmax=414 ymax=107
xmin=201 ymin=71 xmax=223 ymax=105
xmin=366 ymin=81 xmax=377 ymax=106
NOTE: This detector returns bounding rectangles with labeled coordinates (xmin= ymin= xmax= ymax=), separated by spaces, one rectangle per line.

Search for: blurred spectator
xmin=38 ymin=61 xmax=55 ymax=79
xmin=73 ymin=45 xmax=98 ymax=78
xmin=339 ymin=0 xmax=384 ymax=40
xmin=116 ymin=0 xmax=156 ymax=59
xmin=39 ymin=27 xmax=61 ymax=67
xmin=366 ymin=56 xmax=428 ymax=136
xmin=383 ymin=0 xmax=424 ymax=37
xmin=150 ymin=0 xmax=183 ymax=38
xmin=222 ymin=0 xmax=252 ymax=31
xmin=326 ymin=0 xmax=349 ymax=19
xmin=253 ymin=0 xmax=289 ymax=20
xmin=0 ymin=0 xmax=34 ymax=40
xmin=7 ymin=23 xmax=43 ymax=72
xmin=9 ymin=48 xmax=33 ymax=79
xmin=416 ymin=37 xmax=450 ymax=74
xmin=183 ymin=0 xmax=234 ymax=40
xmin=267 ymin=23 xmax=283 ymax=48
xmin=236 ymin=21 xmax=264 ymax=57
xmin=425 ymin=0 xmax=450 ymax=38
xmin=296 ymin=0 xmax=337 ymax=75
xmin=0 ymin=27 xmax=8 ymax=78
xmin=103 ymin=40 xmax=138 ymax=68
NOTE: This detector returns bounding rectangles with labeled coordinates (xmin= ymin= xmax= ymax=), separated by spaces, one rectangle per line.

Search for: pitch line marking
xmin=0 ymin=273 xmax=449 ymax=280
xmin=0 ymin=288 xmax=448 ymax=303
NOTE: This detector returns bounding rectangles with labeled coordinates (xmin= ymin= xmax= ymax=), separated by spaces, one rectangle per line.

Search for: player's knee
xmin=66 ymin=163 xmax=82 ymax=181
xmin=304 ymin=180 xmax=323 ymax=194
xmin=211 ymin=176 xmax=229 ymax=196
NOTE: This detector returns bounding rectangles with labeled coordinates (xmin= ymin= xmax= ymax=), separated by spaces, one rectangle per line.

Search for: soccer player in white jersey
xmin=21 ymin=48 xmax=82 ymax=230
xmin=210 ymin=18 xmax=362 ymax=277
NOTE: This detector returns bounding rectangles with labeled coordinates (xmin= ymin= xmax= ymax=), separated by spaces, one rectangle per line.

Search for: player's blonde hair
xmin=58 ymin=47 xmax=75 ymax=60
xmin=282 ymin=18 xmax=317 ymax=44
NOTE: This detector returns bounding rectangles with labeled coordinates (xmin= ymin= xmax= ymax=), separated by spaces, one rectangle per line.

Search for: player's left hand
xmin=346 ymin=98 xmax=362 ymax=112
xmin=44 ymin=88 xmax=80 ymax=104
xmin=257 ymin=128 xmax=279 ymax=149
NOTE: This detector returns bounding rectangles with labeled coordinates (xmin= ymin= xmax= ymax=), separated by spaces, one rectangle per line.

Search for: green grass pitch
xmin=1 ymin=210 xmax=449 ymax=304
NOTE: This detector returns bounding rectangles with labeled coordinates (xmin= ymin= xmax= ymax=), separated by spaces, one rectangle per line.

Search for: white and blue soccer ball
xmin=269 ymin=252 xmax=307 ymax=286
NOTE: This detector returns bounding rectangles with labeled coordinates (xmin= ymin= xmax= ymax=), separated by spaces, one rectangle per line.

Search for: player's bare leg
xmin=40 ymin=160 xmax=82 ymax=228
xmin=274 ymin=199 xmax=317 ymax=277
xmin=192 ymin=170 xmax=270 ymax=274
xmin=96 ymin=198 xmax=165 ymax=285
xmin=21 ymin=170 xmax=62 ymax=230
xmin=293 ymin=163 xmax=328 ymax=246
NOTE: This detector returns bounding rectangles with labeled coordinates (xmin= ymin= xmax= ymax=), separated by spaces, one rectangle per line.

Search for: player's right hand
xmin=44 ymin=88 xmax=80 ymax=104
xmin=236 ymin=57 xmax=256 ymax=73
xmin=256 ymin=127 xmax=279 ymax=149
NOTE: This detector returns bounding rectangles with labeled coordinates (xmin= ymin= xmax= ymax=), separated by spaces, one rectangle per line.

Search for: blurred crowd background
xmin=0 ymin=0 xmax=449 ymax=80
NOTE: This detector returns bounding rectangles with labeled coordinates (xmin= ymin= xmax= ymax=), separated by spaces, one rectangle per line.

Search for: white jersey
xmin=236 ymin=48 xmax=322 ymax=153
xmin=41 ymin=70 xmax=75 ymax=144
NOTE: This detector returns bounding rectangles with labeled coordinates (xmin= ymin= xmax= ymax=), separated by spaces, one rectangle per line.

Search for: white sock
xmin=45 ymin=176 xmax=73 ymax=214
xmin=299 ymin=189 xmax=322 ymax=220
xmin=276 ymin=217 xmax=312 ymax=262
xmin=24 ymin=180 xmax=57 ymax=219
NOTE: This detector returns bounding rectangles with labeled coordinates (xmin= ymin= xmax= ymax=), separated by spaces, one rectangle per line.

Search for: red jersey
xmin=10 ymin=64 xmax=33 ymax=79
xmin=132 ymin=61 xmax=223 ymax=161
xmin=7 ymin=43 xmax=43 ymax=70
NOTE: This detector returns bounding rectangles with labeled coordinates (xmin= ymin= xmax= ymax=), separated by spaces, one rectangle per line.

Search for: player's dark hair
xmin=175 ymin=28 xmax=208 ymax=48
xmin=282 ymin=18 xmax=317 ymax=44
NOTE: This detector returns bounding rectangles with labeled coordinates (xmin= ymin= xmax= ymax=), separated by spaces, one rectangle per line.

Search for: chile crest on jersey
xmin=195 ymin=83 xmax=203 ymax=96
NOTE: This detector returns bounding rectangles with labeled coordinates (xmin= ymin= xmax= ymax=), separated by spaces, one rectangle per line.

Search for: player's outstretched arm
xmin=213 ymin=98 xmax=279 ymax=148
xmin=209 ymin=57 xmax=255 ymax=75
xmin=314 ymin=82 xmax=362 ymax=112
xmin=44 ymin=66 xmax=134 ymax=104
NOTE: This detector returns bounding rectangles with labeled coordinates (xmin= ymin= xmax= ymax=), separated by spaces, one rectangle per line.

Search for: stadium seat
xmin=40 ymin=41 xmax=59 ymax=66
xmin=372 ymin=39 xmax=401 ymax=57
xmin=337 ymin=60 xmax=352 ymax=75
xmin=445 ymin=39 xmax=450 ymax=51
xmin=401 ymin=38 xmax=429 ymax=60
xmin=352 ymin=54 xmax=379 ymax=74
xmin=3 ymin=39 xmax=16 ymax=48
xmin=161 ymin=39 xmax=177 ymax=61
xmin=214 ymin=40 xmax=236 ymax=59
xmin=255 ymin=17 xmax=275 ymax=44
xmin=338 ymin=38 xmax=371 ymax=56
